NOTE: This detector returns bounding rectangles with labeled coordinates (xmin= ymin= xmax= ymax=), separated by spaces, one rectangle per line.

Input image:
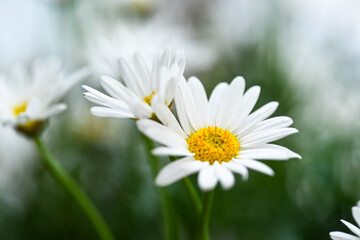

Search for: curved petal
xmin=178 ymin=78 xmax=202 ymax=130
xmin=155 ymin=157 xmax=207 ymax=186
xmin=234 ymin=159 xmax=274 ymax=176
xmin=152 ymin=147 xmax=194 ymax=157
xmin=230 ymin=86 xmax=261 ymax=129
xmin=224 ymin=161 xmax=249 ymax=180
xmin=90 ymin=107 xmax=134 ymax=119
xmin=238 ymin=148 xmax=299 ymax=160
xmin=152 ymin=99 xmax=187 ymax=139
xmin=341 ymin=220 xmax=360 ymax=237
xmin=330 ymin=231 xmax=360 ymax=240
xmin=218 ymin=76 xmax=246 ymax=128
xmin=137 ymin=119 xmax=188 ymax=149
xmin=198 ymin=166 xmax=218 ymax=191
xmin=235 ymin=101 xmax=279 ymax=136
xmin=39 ymin=103 xmax=67 ymax=120
xmin=244 ymin=116 xmax=294 ymax=135
xmin=240 ymin=128 xmax=299 ymax=148
xmin=188 ymin=76 xmax=210 ymax=127
xmin=174 ymin=90 xmax=192 ymax=135
xmin=209 ymin=82 xmax=228 ymax=124
xmin=214 ymin=163 xmax=235 ymax=190
xmin=353 ymin=206 xmax=360 ymax=229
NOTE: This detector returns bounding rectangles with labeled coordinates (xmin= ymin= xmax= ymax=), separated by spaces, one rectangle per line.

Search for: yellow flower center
xmin=186 ymin=126 xmax=240 ymax=165
xmin=13 ymin=101 xmax=28 ymax=116
xmin=12 ymin=101 xmax=44 ymax=137
xmin=143 ymin=91 xmax=155 ymax=105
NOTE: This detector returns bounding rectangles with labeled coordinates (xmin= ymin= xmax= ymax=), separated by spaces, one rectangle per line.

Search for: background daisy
xmin=0 ymin=57 xmax=88 ymax=136
xmin=83 ymin=49 xmax=185 ymax=120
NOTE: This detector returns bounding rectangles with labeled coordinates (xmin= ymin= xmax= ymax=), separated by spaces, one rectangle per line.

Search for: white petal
xmin=25 ymin=98 xmax=42 ymax=118
xmin=134 ymin=53 xmax=152 ymax=93
xmin=90 ymin=107 xmax=134 ymax=119
xmin=82 ymin=85 xmax=130 ymax=110
xmin=152 ymin=98 xmax=187 ymax=139
xmin=217 ymin=77 xmax=246 ymax=128
xmin=247 ymin=116 xmax=294 ymax=134
xmin=353 ymin=206 xmax=360 ymax=228
xmin=235 ymin=101 xmax=279 ymax=136
xmin=198 ymin=166 xmax=218 ymax=191
xmin=137 ymin=119 xmax=188 ymax=149
xmin=330 ymin=231 xmax=360 ymax=240
xmin=178 ymin=78 xmax=201 ymax=130
xmin=188 ymin=76 xmax=210 ymax=127
xmin=128 ymin=100 xmax=153 ymax=119
xmin=254 ymin=144 xmax=301 ymax=159
xmin=152 ymin=147 xmax=194 ymax=157
xmin=162 ymin=67 xmax=180 ymax=105
xmin=118 ymin=57 xmax=146 ymax=97
xmin=342 ymin=220 xmax=360 ymax=237
xmin=174 ymin=90 xmax=192 ymax=135
xmin=155 ymin=157 xmax=207 ymax=186
xmin=238 ymin=148 xmax=297 ymax=160
xmin=224 ymin=161 xmax=249 ymax=180
xmin=230 ymin=86 xmax=261 ymax=128
xmin=39 ymin=103 xmax=67 ymax=119
xmin=214 ymin=163 xmax=235 ymax=190
xmin=234 ymin=159 xmax=274 ymax=176
xmin=241 ymin=128 xmax=299 ymax=148
xmin=100 ymin=76 xmax=136 ymax=101
xmin=208 ymin=82 xmax=228 ymax=124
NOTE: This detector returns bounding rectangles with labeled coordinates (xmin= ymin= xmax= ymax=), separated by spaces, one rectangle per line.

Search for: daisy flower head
xmin=137 ymin=76 xmax=300 ymax=191
xmin=330 ymin=201 xmax=360 ymax=240
xmin=83 ymin=49 xmax=185 ymax=120
xmin=0 ymin=58 xmax=89 ymax=137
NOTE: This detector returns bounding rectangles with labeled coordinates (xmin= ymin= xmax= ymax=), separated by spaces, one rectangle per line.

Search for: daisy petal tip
xmin=242 ymin=173 xmax=249 ymax=181
xmin=200 ymin=184 xmax=216 ymax=192
xmin=221 ymin=182 xmax=235 ymax=190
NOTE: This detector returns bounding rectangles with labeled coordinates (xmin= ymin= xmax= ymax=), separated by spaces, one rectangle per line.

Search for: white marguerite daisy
xmin=0 ymin=58 xmax=89 ymax=137
xmin=137 ymin=76 xmax=301 ymax=191
xmin=83 ymin=49 xmax=185 ymax=120
xmin=330 ymin=201 xmax=360 ymax=240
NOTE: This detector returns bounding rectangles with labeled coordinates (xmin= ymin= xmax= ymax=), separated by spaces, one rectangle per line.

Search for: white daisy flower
xmin=137 ymin=76 xmax=300 ymax=191
xmin=0 ymin=58 xmax=89 ymax=137
xmin=83 ymin=49 xmax=185 ymax=120
xmin=330 ymin=201 xmax=360 ymax=240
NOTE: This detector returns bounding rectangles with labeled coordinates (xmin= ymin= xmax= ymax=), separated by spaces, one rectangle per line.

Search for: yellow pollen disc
xmin=13 ymin=101 xmax=28 ymax=117
xmin=186 ymin=126 xmax=240 ymax=165
xmin=143 ymin=91 xmax=155 ymax=105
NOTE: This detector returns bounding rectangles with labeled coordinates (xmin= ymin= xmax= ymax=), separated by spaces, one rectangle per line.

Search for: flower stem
xmin=33 ymin=137 xmax=115 ymax=240
xmin=169 ymin=156 xmax=202 ymax=215
xmin=141 ymin=134 xmax=179 ymax=240
xmin=199 ymin=190 xmax=215 ymax=240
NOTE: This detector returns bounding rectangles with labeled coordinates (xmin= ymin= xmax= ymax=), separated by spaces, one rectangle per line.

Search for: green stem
xmin=169 ymin=156 xmax=202 ymax=215
xmin=141 ymin=134 xmax=179 ymax=240
xmin=199 ymin=190 xmax=215 ymax=240
xmin=33 ymin=137 xmax=115 ymax=240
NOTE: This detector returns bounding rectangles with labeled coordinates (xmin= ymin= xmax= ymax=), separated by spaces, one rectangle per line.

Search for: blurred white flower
xmin=0 ymin=57 xmax=89 ymax=137
xmin=88 ymin=21 xmax=216 ymax=77
xmin=330 ymin=201 xmax=360 ymax=240
xmin=208 ymin=0 xmax=269 ymax=54
xmin=83 ymin=49 xmax=185 ymax=120
xmin=137 ymin=76 xmax=300 ymax=191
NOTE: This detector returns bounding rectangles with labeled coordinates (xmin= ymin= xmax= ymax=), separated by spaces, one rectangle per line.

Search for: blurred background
xmin=1 ymin=0 xmax=360 ymax=239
